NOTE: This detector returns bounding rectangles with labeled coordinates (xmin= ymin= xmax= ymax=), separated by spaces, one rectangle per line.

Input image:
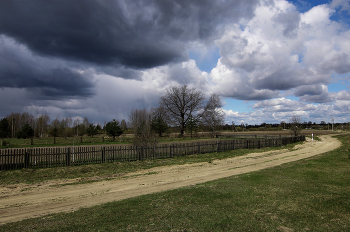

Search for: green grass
xmin=1 ymin=135 xmax=349 ymax=231
xmin=0 ymin=135 xmax=218 ymax=148
xmin=0 ymin=136 xmax=134 ymax=148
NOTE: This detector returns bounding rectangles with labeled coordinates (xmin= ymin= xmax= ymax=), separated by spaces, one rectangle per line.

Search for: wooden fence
xmin=0 ymin=135 xmax=305 ymax=171
xmin=217 ymin=134 xmax=291 ymax=139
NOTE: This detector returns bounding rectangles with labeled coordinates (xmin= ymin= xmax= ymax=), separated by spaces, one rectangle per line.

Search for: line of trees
xmin=159 ymin=85 xmax=224 ymax=138
xmin=221 ymin=119 xmax=350 ymax=132
xmin=0 ymin=113 xmax=97 ymax=140
xmin=126 ymin=85 xmax=225 ymax=147
xmin=0 ymin=85 xmax=225 ymax=144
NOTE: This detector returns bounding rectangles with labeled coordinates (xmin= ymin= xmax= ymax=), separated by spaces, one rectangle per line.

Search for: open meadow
xmin=0 ymin=133 xmax=349 ymax=231
xmin=0 ymin=129 xmax=337 ymax=148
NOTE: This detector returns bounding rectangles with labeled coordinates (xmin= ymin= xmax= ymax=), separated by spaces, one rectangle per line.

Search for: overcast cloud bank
xmin=0 ymin=0 xmax=350 ymax=125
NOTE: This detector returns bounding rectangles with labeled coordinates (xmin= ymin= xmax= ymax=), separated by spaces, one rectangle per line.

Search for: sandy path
xmin=0 ymin=135 xmax=341 ymax=225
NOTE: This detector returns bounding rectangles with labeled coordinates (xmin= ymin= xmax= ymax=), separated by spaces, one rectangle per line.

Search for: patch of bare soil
xmin=0 ymin=135 xmax=341 ymax=225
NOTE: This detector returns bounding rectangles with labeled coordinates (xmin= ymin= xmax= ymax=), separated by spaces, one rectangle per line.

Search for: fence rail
xmin=0 ymin=135 xmax=305 ymax=171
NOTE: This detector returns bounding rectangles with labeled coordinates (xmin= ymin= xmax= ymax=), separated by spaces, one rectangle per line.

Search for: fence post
xmin=141 ymin=146 xmax=144 ymax=160
xmin=24 ymin=150 xmax=30 ymax=168
xmin=101 ymin=146 xmax=105 ymax=163
xmin=66 ymin=147 xmax=71 ymax=166
xmin=216 ymin=139 xmax=219 ymax=153
xmin=153 ymin=144 xmax=156 ymax=159
xmin=138 ymin=146 xmax=142 ymax=161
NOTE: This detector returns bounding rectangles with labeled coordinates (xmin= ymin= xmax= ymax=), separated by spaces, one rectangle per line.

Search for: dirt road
xmin=0 ymin=135 xmax=341 ymax=225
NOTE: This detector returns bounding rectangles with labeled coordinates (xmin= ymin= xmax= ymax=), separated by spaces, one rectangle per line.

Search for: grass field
xmin=0 ymin=136 xmax=133 ymax=148
xmin=0 ymin=130 xmax=336 ymax=148
xmin=0 ymin=134 xmax=217 ymax=148
xmin=0 ymin=134 xmax=349 ymax=231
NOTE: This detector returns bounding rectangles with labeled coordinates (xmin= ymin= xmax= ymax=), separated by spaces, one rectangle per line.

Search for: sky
xmin=1 ymin=0 xmax=350 ymax=126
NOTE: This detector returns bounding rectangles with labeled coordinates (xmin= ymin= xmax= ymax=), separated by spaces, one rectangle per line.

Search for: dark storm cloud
xmin=0 ymin=36 xmax=95 ymax=99
xmin=0 ymin=0 xmax=260 ymax=118
xmin=0 ymin=0 xmax=259 ymax=69
xmin=0 ymin=65 xmax=95 ymax=99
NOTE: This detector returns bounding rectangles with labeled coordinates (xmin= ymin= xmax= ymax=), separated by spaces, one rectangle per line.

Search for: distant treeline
xmin=223 ymin=121 xmax=349 ymax=132
xmin=1 ymin=112 xmax=111 ymax=139
xmin=1 ymin=111 xmax=348 ymax=141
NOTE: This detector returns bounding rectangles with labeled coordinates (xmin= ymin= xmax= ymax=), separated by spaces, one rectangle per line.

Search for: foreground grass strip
xmin=1 ymin=135 xmax=349 ymax=231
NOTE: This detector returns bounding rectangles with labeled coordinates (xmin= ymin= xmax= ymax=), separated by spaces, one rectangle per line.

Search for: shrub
xmin=16 ymin=124 xmax=34 ymax=139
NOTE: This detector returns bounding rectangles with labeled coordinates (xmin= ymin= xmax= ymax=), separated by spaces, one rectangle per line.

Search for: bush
xmin=105 ymin=119 xmax=124 ymax=140
xmin=16 ymin=124 xmax=34 ymax=139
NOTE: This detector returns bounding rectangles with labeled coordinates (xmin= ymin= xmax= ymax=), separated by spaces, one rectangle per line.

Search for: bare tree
xmin=129 ymin=108 xmax=156 ymax=147
xmin=82 ymin=117 xmax=89 ymax=130
xmin=160 ymin=85 xmax=205 ymax=137
xmin=49 ymin=117 xmax=60 ymax=137
xmin=73 ymin=118 xmax=80 ymax=136
xmin=280 ymin=121 xmax=286 ymax=129
xmin=7 ymin=112 xmax=35 ymax=138
xmin=35 ymin=114 xmax=50 ymax=137
xmin=0 ymin=118 xmax=10 ymax=145
xmin=289 ymin=115 xmax=301 ymax=136
xmin=7 ymin=113 xmax=21 ymax=138
xmin=202 ymin=94 xmax=225 ymax=137
xmin=120 ymin=119 xmax=128 ymax=130
xmin=61 ymin=116 xmax=73 ymax=137
xmin=185 ymin=114 xmax=199 ymax=138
